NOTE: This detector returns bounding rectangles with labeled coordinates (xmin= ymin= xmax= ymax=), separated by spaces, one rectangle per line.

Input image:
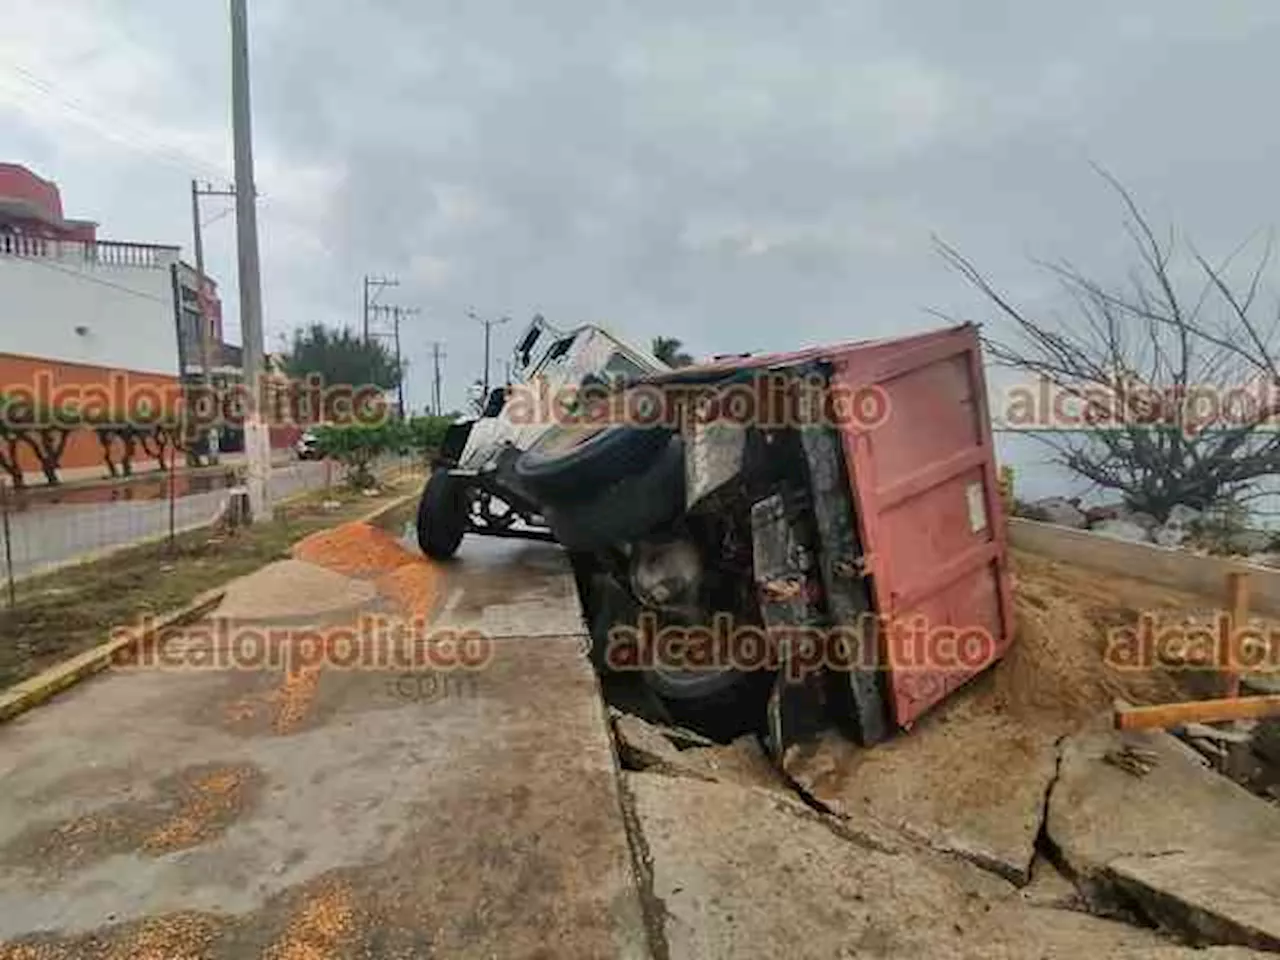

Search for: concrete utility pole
xmin=430 ymin=341 xmax=445 ymax=415
xmin=468 ymin=310 xmax=510 ymax=398
xmin=393 ymin=306 xmax=403 ymax=419
xmin=230 ymin=0 xmax=269 ymax=522
xmin=363 ymin=275 xmax=398 ymax=342
xmin=190 ymin=179 xmax=236 ymax=463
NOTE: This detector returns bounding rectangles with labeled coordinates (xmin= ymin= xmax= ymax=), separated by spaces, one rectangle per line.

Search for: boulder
xmin=1153 ymin=522 xmax=1189 ymax=548
xmin=1084 ymin=502 xmax=1125 ymax=525
xmin=1167 ymin=504 xmax=1203 ymax=526
xmin=1091 ymin=519 xmax=1152 ymax=543
xmin=1128 ymin=511 xmax=1160 ymax=531
xmin=1227 ymin=529 xmax=1274 ymax=556
xmin=1030 ymin=497 xmax=1087 ymax=529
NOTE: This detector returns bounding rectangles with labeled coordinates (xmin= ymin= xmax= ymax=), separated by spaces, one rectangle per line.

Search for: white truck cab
xmin=455 ymin=318 xmax=664 ymax=473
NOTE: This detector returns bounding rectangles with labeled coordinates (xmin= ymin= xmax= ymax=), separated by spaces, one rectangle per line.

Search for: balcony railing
xmin=0 ymin=233 xmax=176 ymax=269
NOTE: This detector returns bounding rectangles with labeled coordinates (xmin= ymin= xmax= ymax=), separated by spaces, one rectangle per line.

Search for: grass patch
xmin=0 ymin=472 xmax=426 ymax=691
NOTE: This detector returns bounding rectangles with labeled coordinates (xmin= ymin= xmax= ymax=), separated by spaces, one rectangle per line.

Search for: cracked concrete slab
xmin=625 ymin=772 xmax=1267 ymax=959
xmin=0 ymin=540 xmax=649 ymax=958
xmin=788 ymin=694 xmax=1063 ymax=884
xmin=611 ymin=711 xmax=786 ymax=794
xmin=1047 ymin=729 xmax=1280 ymax=950
xmin=214 ymin=558 xmax=378 ymax=622
xmin=424 ymin=538 xmax=587 ymax=637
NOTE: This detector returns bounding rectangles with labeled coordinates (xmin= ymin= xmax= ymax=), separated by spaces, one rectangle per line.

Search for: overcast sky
xmin=3 ymin=1 xmax=1279 ymax=414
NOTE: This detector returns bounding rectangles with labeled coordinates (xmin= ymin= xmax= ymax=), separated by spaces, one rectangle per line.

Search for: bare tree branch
xmin=938 ymin=171 xmax=1280 ymax=519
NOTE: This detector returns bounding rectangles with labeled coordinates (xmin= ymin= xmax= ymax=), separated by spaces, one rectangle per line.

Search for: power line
xmin=369 ymin=303 xmax=418 ymax=419
xmin=201 ymin=205 xmax=236 ymax=229
xmin=363 ymin=275 xmax=398 ymax=342
xmin=0 ymin=63 xmax=316 ymax=240
xmin=1 ymin=63 xmax=232 ymax=183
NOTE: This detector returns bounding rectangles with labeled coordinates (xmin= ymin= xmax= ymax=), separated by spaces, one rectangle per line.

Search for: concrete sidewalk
xmin=0 ymin=535 xmax=649 ymax=958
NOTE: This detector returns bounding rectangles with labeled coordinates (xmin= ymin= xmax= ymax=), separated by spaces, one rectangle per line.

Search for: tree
xmin=283 ymin=325 xmax=402 ymax=393
xmin=937 ymin=170 xmax=1280 ymax=521
xmin=652 ymin=336 xmax=695 ymax=368
xmin=0 ymin=393 xmax=82 ymax=488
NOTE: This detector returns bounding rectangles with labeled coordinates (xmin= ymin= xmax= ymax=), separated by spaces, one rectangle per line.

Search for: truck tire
xmin=514 ymin=419 xmax=672 ymax=504
xmin=644 ymin=668 xmax=774 ymax=741
xmin=417 ymin=470 xmax=467 ymax=559
xmin=542 ymin=437 xmax=685 ymax=551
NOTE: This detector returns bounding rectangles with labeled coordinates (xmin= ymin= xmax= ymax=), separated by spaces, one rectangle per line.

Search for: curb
xmin=0 ymin=589 xmax=226 ymax=723
xmin=353 ymin=486 xmax=423 ymax=530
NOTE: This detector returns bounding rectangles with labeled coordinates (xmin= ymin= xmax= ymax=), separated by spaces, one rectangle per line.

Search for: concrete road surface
xmin=2 ymin=460 xmax=332 ymax=581
xmin=0 ymin=532 xmax=649 ymax=958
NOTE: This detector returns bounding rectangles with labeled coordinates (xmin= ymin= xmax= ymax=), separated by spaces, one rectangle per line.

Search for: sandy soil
xmin=1003 ymin=547 xmax=1278 ymax=724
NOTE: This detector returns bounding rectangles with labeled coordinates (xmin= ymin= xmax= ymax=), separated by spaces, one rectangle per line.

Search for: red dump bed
xmin=659 ymin=323 xmax=1013 ymax=728
xmin=826 ymin=324 xmax=1012 ymax=726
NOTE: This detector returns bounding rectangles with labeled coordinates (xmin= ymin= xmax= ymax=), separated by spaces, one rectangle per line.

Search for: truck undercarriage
xmin=419 ymin=323 xmax=1013 ymax=763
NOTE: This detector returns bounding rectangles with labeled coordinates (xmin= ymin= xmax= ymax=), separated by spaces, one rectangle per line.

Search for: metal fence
xmin=0 ymin=453 xmax=422 ymax=603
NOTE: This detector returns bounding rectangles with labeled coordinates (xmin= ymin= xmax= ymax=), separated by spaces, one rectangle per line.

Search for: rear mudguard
xmin=436 ymin=420 xmax=474 ymax=467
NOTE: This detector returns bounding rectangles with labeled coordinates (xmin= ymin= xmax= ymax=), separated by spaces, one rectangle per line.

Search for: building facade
xmin=0 ymin=164 xmax=215 ymax=480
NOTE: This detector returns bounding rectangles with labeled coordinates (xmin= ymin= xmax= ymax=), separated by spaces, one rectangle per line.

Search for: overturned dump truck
xmin=420 ymin=323 xmax=1013 ymax=761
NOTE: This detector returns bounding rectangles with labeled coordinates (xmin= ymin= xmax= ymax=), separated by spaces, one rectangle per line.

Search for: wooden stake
xmin=1224 ymin=571 xmax=1249 ymax=699
xmin=1115 ymin=694 xmax=1280 ymax=730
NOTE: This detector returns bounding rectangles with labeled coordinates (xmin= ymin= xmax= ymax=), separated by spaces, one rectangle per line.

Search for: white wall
xmin=0 ymin=249 xmax=180 ymax=376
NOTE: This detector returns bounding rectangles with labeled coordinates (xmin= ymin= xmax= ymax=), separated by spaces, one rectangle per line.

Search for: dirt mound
xmin=292 ymin=522 xmax=418 ymax=579
xmin=987 ymin=550 xmax=1229 ymax=725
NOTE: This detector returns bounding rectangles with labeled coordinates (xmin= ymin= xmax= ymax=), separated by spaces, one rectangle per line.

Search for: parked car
xmin=294 ymin=429 xmax=322 ymax=460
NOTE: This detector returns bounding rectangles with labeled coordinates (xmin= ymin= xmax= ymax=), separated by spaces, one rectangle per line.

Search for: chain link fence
xmin=0 ymin=453 xmax=423 ymax=602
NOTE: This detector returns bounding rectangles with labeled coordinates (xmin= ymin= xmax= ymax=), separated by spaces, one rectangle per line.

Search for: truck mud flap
xmin=798 ymin=411 xmax=889 ymax=746
xmin=751 ymin=493 xmax=829 ymax=769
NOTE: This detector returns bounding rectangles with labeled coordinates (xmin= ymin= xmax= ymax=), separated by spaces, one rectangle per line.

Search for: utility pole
xmin=230 ymin=0 xmax=269 ymax=522
xmin=369 ymin=303 xmax=418 ymax=420
xmin=190 ymin=179 xmax=236 ymax=463
xmin=363 ymin=275 xmax=398 ymax=342
xmin=430 ymin=341 xmax=445 ymax=415
xmin=468 ymin=310 xmax=510 ymax=397
xmin=393 ymin=306 xmax=404 ymax=420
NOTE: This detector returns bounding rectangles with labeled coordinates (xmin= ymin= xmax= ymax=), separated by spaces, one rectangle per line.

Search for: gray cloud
xmin=3 ymin=0 xmax=1278 ymax=411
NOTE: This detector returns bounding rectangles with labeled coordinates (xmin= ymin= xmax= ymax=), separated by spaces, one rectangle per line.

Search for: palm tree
xmin=651 ymin=336 xmax=695 ymax=368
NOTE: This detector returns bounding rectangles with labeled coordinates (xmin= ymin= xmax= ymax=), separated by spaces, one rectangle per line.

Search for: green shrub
xmin=313 ymin=422 xmax=403 ymax=489
xmin=404 ymin=416 xmax=452 ymax=458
